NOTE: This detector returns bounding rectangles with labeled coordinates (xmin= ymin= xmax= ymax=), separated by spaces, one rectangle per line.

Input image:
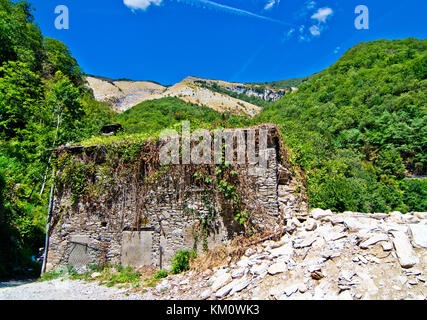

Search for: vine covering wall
xmin=45 ymin=124 xmax=302 ymax=270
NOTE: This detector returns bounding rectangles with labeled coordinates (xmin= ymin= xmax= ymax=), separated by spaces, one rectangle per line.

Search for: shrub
xmin=154 ymin=269 xmax=168 ymax=279
xmin=170 ymin=250 xmax=196 ymax=275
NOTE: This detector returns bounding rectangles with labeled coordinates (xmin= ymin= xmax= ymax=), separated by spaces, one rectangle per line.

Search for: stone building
xmin=45 ymin=124 xmax=307 ymax=271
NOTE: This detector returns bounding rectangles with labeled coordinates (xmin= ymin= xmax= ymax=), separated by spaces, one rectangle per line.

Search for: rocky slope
xmin=85 ymin=76 xmax=286 ymax=117
xmin=149 ymin=209 xmax=427 ymax=300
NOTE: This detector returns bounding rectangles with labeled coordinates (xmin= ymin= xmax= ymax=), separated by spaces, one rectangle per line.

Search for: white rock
xmin=268 ymin=263 xmax=287 ymax=275
xmin=413 ymin=212 xmax=427 ymax=220
xmin=359 ymin=233 xmax=389 ymax=249
xmin=324 ymin=232 xmax=347 ymax=242
xmin=310 ymin=208 xmax=333 ymax=220
xmin=388 ymin=211 xmax=403 ymax=223
xmin=283 ymin=284 xmax=299 ymax=297
xmin=390 ymin=231 xmax=419 ymax=268
xmin=381 ymin=241 xmax=393 ymax=251
xmin=268 ymin=242 xmax=294 ymax=258
xmin=211 ymin=273 xmax=232 ymax=292
xmin=230 ymin=276 xmax=251 ymax=295
xmin=250 ymin=262 xmax=269 ymax=276
xmin=403 ymin=215 xmax=420 ymax=224
xmin=340 ymin=270 xmax=356 ymax=282
xmin=408 ymin=224 xmax=427 ymax=249
xmin=290 ymin=217 xmax=303 ymax=228
xmin=200 ymin=289 xmax=212 ymax=300
xmin=292 ymin=235 xmax=318 ymax=249
xmin=304 ymin=218 xmax=318 ymax=231
xmin=231 ymin=268 xmax=245 ymax=279
xmin=215 ymin=282 xmax=233 ymax=298
xmin=338 ymin=290 xmax=353 ymax=300
xmin=342 ymin=217 xmax=378 ymax=233
xmin=236 ymin=257 xmax=252 ymax=268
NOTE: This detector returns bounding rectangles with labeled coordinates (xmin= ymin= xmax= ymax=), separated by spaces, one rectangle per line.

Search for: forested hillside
xmin=0 ymin=0 xmax=116 ymax=278
xmin=256 ymin=38 xmax=427 ymax=214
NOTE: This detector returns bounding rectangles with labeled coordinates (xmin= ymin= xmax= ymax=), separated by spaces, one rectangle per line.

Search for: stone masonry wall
xmin=46 ymin=125 xmax=305 ymax=272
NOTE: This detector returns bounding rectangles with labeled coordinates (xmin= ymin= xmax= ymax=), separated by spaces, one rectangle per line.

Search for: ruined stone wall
xmin=46 ymin=125 xmax=306 ymax=271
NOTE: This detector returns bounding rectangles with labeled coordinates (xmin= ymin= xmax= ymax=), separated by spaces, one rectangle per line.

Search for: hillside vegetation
xmin=256 ymin=38 xmax=427 ymax=213
xmin=0 ymin=0 xmax=116 ymax=278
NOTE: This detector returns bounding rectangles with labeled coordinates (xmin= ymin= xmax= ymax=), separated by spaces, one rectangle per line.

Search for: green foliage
xmin=401 ymin=179 xmax=427 ymax=212
xmin=256 ymin=38 xmax=427 ymax=213
xmin=154 ymin=269 xmax=168 ymax=280
xmin=251 ymin=75 xmax=313 ymax=90
xmin=116 ymin=97 xmax=251 ymax=136
xmin=99 ymin=265 xmax=141 ymax=288
xmin=170 ymin=250 xmax=196 ymax=275
xmin=0 ymin=1 xmax=115 ymax=279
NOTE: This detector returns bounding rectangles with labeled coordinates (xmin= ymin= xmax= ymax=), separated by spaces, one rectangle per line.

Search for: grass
xmin=39 ymin=264 xmax=171 ymax=290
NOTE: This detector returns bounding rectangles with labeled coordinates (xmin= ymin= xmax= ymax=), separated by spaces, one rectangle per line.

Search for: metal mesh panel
xmin=67 ymin=243 xmax=96 ymax=268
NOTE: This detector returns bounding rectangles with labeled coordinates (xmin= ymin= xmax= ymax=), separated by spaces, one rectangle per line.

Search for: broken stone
xmin=359 ymin=233 xmax=389 ymax=249
xmin=230 ymin=276 xmax=251 ymax=295
xmin=268 ymin=242 xmax=294 ymax=258
xmin=381 ymin=241 xmax=393 ymax=251
xmin=283 ymin=284 xmax=299 ymax=297
xmin=414 ymin=212 xmax=427 ymax=220
xmin=231 ymin=268 xmax=245 ymax=279
xmin=298 ymin=283 xmax=308 ymax=293
xmin=390 ymin=231 xmax=419 ymax=268
xmin=250 ymin=262 xmax=269 ymax=276
xmin=268 ymin=262 xmax=287 ymax=275
xmin=310 ymin=208 xmax=333 ymax=220
xmin=408 ymin=279 xmax=418 ymax=286
xmin=324 ymin=231 xmax=347 ymax=242
xmin=408 ymin=224 xmax=427 ymax=249
xmin=340 ymin=270 xmax=357 ymax=282
xmin=304 ymin=218 xmax=318 ymax=231
xmin=307 ymin=265 xmax=322 ymax=273
xmin=215 ymin=282 xmax=234 ymax=298
xmin=402 ymin=214 xmax=420 ymax=224
xmin=388 ymin=211 xmax=403 ymax=223
xmin=211 ymin=273 xmax=232 ymax=292
xmin=200 ymin=289 xmax=212 ymax=300
xmin=292 ymin=235 xmax=318 ymax=249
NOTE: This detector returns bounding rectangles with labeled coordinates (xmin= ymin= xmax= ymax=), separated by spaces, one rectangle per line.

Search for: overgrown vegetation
xmin=0 ymin=0 xmax=115 ymax=279
xmin=170 ymin=250 xmax=196 ymax=275
xmin=256 ymin=38 xmax=427 ymax=213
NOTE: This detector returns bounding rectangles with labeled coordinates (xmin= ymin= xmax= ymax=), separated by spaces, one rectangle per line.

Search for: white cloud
xmin=282 ymin=28 xmax=295 ymax=42
xmin=123 ymin=0 xmax=162 ymax=11
xmin=306 ymin=1 xmax=316 ymax=10
xmin=311 ymin=7 xmax=333 ymax=23
xmin=264 ymin=0 xmax=280 ymax=11
xmin=309 ymin=25 xmax=321 ymax=36
xmin=334 ymin=46 xmax=341 ymax=54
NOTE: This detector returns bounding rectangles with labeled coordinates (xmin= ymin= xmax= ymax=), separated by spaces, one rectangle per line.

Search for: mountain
xmin=85 ymin=75 xmax=290 ymax=117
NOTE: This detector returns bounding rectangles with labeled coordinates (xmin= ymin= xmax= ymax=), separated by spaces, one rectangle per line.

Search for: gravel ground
xmin=0 ymin=278 xmax=154 ymax=300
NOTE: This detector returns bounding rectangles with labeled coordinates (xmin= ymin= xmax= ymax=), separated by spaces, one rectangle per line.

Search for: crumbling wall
xmin=45 ymin=124 xmax=307 ymax=271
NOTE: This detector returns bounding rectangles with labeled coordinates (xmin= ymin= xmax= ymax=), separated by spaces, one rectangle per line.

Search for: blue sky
xmin=29 ymin=0 xmax=426 ymax=85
